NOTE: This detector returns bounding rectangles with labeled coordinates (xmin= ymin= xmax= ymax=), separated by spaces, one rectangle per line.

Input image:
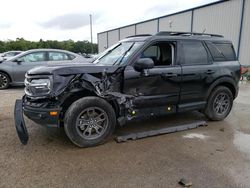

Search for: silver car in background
xmin=0 ymin=49 xmax=89 ymax=89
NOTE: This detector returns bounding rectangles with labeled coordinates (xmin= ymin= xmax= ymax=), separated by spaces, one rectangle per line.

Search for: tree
xmin=0 ymin=38 xmax=98 ymax=54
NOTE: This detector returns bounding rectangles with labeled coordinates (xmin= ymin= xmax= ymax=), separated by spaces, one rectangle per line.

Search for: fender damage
xmin=14 ymin=64 xmax=137 ymax=144
xmin=56 ymin=66 xmax=136 ymax=121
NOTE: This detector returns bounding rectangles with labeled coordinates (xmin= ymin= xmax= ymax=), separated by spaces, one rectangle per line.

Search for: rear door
xmin=179 ymin=40 xmax=217 ymax=105
xmin=12 ymin=51 xmax=47 ymax=83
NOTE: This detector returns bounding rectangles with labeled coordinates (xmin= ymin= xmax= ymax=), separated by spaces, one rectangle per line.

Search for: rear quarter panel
xmin=206 ymin=60 xmax=240 ymax=99
xmin=214 ymin=61 xmax=241 ymax=82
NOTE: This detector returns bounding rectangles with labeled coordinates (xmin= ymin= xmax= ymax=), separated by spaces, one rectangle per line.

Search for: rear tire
xmin=0 ymin=72 xmax=10 ymax=89
xmin=204 ymin=86 xmax=233 ymax=121
xmin=64 ymin=96 xmax=116 ymax=147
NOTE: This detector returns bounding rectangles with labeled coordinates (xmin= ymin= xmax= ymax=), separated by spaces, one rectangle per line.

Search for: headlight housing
xmin=25 ymin=75 xmax=52 ymax=98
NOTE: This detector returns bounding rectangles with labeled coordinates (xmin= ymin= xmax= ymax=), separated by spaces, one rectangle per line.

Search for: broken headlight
xmin=25 ymin=75 xmax=52 ymax=98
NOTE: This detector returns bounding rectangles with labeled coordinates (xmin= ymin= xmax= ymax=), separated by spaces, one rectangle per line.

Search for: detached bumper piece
xmin=115 ymin=120 xmax=207 ymax=143
xmin=14 ymin=99 xmax=29 ymax=145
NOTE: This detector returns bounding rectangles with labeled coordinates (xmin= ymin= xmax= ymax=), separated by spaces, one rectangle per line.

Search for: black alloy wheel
xmin=0 ymin=72 xmax=10 ymax=89
xmin=76 ymin=107 xmax=108 ymax=140
xmin=205 ymin=86 xmax=233 ymax=121
xmin=64 ymin=96 xmax=116 ymax=147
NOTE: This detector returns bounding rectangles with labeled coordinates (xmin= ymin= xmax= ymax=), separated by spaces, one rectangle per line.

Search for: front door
xmin=123 ymin=41 xmax=181 ymax=109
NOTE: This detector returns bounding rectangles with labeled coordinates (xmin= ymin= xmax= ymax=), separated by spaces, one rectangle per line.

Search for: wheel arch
xmin=60 ymin=90 xmax=120 ymax=120
xmin=0 ymin=70 xmax=12 ymax=82
xmin=60 ymin=89 xmax=96 ymax=115
xmin=206 ymin=77 xmax=237 ymax=99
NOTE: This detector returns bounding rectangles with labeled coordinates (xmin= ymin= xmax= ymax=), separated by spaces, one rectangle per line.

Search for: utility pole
xmin=90 ymin=14 xmax=93 ymax=54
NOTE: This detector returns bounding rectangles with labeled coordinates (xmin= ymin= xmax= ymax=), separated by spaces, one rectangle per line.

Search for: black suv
xmin=14 ymin=32 xmax=241 ymax=147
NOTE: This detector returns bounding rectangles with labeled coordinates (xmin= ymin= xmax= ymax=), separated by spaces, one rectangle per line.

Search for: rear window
xmin=206 ymin=42 xmax=236 ymax=61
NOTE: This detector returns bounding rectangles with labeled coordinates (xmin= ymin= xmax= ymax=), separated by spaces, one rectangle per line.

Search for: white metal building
xmin=97 ymin=0 xmax=250 ymax=65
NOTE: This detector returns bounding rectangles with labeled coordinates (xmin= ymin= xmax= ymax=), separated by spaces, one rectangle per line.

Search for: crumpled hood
xmin=27 ymin=63 xmax=120 ymax=76
xmin=25 ymin=63 xmax=124 ymax=98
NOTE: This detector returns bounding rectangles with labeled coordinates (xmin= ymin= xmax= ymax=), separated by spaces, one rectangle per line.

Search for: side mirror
xmin=133 ymin=58 xmax=154 ymax=72
xmin=14 ymin=59 xmax=22 ymax=64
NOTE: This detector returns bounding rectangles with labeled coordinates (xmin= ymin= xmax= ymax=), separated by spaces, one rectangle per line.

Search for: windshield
xmin=93 ymin=41 xmax=143 ymax=66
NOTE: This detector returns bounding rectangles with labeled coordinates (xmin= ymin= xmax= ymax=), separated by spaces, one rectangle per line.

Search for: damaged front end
xmin=14 ymin=65 xmax=136 ymax=144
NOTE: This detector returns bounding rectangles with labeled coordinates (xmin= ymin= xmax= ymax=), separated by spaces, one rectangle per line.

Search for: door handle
xmin=161 ymin=73 xmax=178 ymax=78
xmin=205 ymin=70 xmax=215 ymax=74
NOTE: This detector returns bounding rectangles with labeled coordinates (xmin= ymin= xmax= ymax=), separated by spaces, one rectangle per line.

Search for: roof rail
xmin=155 ymin=31 xmax=224 ymax=38
xmin=126 ymin=34 xmax=152 ymax=38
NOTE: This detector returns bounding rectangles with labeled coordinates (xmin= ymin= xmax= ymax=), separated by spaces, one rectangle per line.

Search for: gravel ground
xmin=0 ymin=83 xmax=250 ymax=188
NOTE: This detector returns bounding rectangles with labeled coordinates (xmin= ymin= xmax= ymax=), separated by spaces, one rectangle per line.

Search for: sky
xmin=0 ymin=0 xmax=219 ymax=43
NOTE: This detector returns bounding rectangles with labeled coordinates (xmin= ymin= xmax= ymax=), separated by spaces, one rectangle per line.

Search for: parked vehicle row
xmin=0 ymin=49 xmax=91 ymax=89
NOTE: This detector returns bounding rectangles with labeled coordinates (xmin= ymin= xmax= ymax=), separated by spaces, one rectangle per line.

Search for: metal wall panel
xmin=239 ymin=0 xmax=250 ymax=65
xmin=159 ymin=11 xmax=192 ymax=32
xmin=136 ymin=20 xmax=158 ymax=34
xmin=120 ymin=25 xmax=136 ymax=39
xmin=108 ymin=29 xmax=119 ymax=46
xmin=98 ymin=33 xmax=108 ymax=53
xmin=193 ymin=0 xmax=242 ymax=51
xmin=99 ymin=0 xmax=249 ymax=63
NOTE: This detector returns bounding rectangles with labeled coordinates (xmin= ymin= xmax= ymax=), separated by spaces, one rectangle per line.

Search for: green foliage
xmin=0 ymin=38 xmax=98 ymax=54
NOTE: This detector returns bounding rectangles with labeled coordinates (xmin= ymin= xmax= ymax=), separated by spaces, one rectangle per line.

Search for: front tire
xmin=204 ymin=86 xmax=233 ymax=121
xmin=0 ymin=72 xmax=10 ymax=89
xmin=64 ymin=96 xmax=116 ymax=147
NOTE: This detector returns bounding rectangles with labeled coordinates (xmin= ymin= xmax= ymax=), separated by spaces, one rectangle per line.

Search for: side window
xmin=48 ymin=52 xmax=71 ymax=61
xmin=68 ymin=54 xmax=76 ymax=60
xmin=5 ymin=52 xmax=15 ymax=57
xmin=215 ymin=43 xmax=236 ymax=61
xmin=182 ymin=41 xmax=208 ymax=65
xmin=206 ymin=42 xmax=225 ymax=60
xmin=142 ymin=45 xmax=160 ymax=63
xmin=141 ymin=42 xmax=173 ymax=66
xmin=206 ymin=42 xmax=236 ymax=61
xmin=18 ymin=52 xmax=46 ymax=62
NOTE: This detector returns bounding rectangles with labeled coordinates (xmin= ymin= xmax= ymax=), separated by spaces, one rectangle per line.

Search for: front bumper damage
xmin=23 ymin=103 xmax=61 ymax=127
xmin=14 ymin=97 xmax=61 ymax=145
xmin=14 ymin=99 xmax=28 ymax=145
